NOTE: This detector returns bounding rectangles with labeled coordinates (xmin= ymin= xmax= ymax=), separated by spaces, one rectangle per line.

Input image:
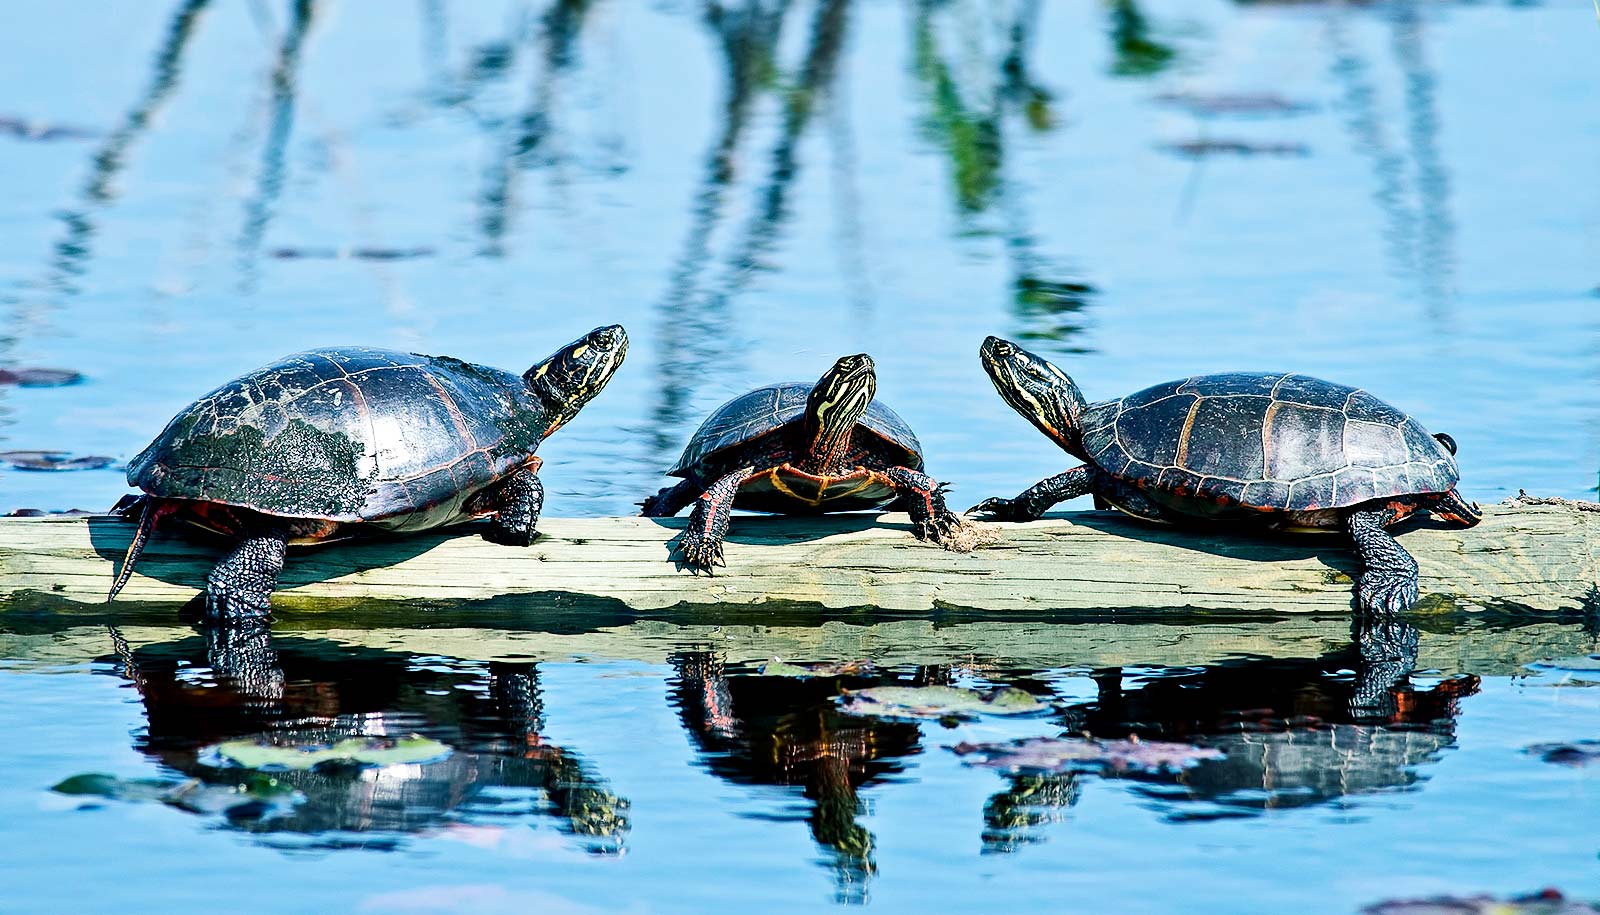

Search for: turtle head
xmin=524 ymin=324 xmax=629 ymax=435
xmin=979 ymin=336 xmax=1087 ymax=456
xmin=802 ymin=353 xmax=877 ymax=472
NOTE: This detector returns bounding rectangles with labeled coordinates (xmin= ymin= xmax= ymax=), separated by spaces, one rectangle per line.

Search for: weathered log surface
xmin=1 ymin=503 xmax=1594 ymax=614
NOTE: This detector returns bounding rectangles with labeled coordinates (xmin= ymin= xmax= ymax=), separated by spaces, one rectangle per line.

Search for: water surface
xmin=2 ymin=1 xmax=1598 ymax=911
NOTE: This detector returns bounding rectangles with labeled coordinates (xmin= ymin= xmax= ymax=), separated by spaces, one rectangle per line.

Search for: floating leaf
xmin=761 ymin=659 xmax=877 ymax=678
xmin=1153 ymin=92 xmax=1315 ymax=117
xmin=270 ymin=246 xmax=435 ymax=261
xmin=1159 ymin=139 xmax=1310 ymax=158
xmin=0 ymin=116 xmax=98 ymax=141
xmin=839 ymin=685 xmax=1045 ymax=719
xmin=952 ymin=735 xmax=1223 ymax=775
xmin=1361 ymin=889 xmax=1600 ymax=915
xmin=0 ymin=451 xmax=115 ymax=471
xmin=53 ymin=772 xmax=178 ymax=802
xmin=212 ymin=735 xmax=451 ymax=770
xmin=0 ymin=368 xmax=84 ymax=387
xmin=52 ymin=771 xmax=297 ymax=816
xmin=1524 ymin=740 xmax=1600 ymax=767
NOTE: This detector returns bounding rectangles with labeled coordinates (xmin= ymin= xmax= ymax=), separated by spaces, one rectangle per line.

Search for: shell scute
xmin=1113 ymin=391 xmax=1195 ymax=468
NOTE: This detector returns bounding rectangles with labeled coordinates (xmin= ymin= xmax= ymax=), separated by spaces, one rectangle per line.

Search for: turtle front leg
xmin=675 ymin=466 xmax=753 ymax=573
xmin=205 ymin=531 xmax=288 ymax=622
xmin=641 ymin=478 xmax=700 ymax=517
xmin=968 ymin=465 xmax=1095 ymax=522
xmin=485 ymin=466 xmax=545 ymax=547
xmin=884 ymin=466 xmax=976 ymax=550
xmin=1346 ymin=508 xmax=1420 ymax=614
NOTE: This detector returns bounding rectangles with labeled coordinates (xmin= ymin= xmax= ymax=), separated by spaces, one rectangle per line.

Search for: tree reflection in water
xmin=99 ymin=623 xmax=629 ymax=853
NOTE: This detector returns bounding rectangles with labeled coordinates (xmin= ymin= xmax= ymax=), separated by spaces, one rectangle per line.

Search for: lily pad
xmin=760 ymin=658 xmax=877 ymax=678
xmin=0 ymin=116 xmax=98 ymax=141
xmin=951 ymin=735 xmax=1223 ymax=775
xmin=0 ymin=451 xmax=115 ymax=472
xmin=1153 ymin=92 xmax=1315 ymax=117
xmin=52 ymin=771 xmax=298 ymax=816
xmin=0 ymin=367 xmax=84 ymax=387
xmin=839 ymin=685 xmax=1046 ymax=720
xmin=1159 ymin=139 xmax=1310 ymax=158
xmin=1361 ymin=889 xmax=1600 ymax=914
xmin=212 ymin=735 xmax=451 ymax=770
xmin=1524 ymin=740 xmax=1600 ymax=767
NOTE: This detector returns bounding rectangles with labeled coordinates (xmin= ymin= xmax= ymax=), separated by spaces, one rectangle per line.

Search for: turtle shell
xmin=128 ymin=347 xmax=548 ymax=527
xmin=1079 ymin=372 xmax=1458 ymax=512
xmin=668 ymin=382 xmax=923 ymax=477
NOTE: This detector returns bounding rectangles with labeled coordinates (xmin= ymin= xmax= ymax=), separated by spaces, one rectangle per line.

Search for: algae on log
xmin=0 ymin=504 xmax=1595 ymax=615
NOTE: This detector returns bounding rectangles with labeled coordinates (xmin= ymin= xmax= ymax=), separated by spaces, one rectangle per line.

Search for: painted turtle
xmin=107 ymin=325 xmax=629 ymax=620
xmin=641 ymin=354 xmax=975 ymax=571
xmin=970 ymin=337 xmax=1480 ymax=613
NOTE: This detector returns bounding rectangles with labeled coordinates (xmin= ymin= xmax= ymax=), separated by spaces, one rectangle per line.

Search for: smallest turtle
xmin=643 ymin=354 xmax=981 ymax=571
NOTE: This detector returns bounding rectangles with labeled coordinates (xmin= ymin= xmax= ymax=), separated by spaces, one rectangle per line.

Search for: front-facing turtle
xmin=642 ymin=354 xmax=977 ymax=571
xmin=107 ymin=325 xmax=629 ymax=620
xmin=970 ymin=336 xmax=1480 ymax=613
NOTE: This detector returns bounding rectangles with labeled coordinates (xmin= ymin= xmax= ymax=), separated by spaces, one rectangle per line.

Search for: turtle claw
xmin=967 ymin=497 xmax=1032 ymax=522
xmin=675 ymin=529 xmax=725 ymax=575
xmin=913 ymin=509 xmax=960 ymax=543
xmin=1357 ymin=572 xmax=1419 ymax=615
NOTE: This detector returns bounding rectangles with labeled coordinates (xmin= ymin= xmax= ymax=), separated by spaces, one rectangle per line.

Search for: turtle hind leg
xmin=205 ymin=530 xmax=288 ymax=622
xmin=641 ymin=478 xmax=700 ymax=517
xmin=676 ymin=467 xmax=752 ymax=573
xmin=484 ymin=466 xmax=545 ymax=547
xmin=1346 ymin=508 xmax=1420 ymax=614
xmin=968 ymin=465 xmax=1095 ymax=522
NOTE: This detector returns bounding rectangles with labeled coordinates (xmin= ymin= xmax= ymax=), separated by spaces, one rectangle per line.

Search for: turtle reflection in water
xmin=1062 ymin=619 xmax=1477 ymax=818
xmin=93 ymin=626 xmax=629 ymax=851
xmin=670 ymin=652 xmax=928 ymax=905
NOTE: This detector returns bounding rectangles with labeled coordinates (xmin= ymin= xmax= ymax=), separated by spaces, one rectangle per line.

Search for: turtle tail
xmin=107 ymin=498 xmax=172 ymax=603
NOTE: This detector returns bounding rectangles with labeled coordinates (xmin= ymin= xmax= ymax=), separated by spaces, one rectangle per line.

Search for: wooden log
xmin=1 ymin=502 xmax=1594 ymax=615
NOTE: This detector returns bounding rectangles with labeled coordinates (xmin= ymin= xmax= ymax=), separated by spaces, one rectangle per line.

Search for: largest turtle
xmin=970 ymin=336 xmax=1479 ymax=613
xmin=108 ymin=325 xmax=628 ymax=620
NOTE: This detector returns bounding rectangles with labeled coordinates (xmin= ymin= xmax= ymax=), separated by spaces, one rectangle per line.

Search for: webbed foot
xmin=1356 ymin=570 xmax=1420 ymax=615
